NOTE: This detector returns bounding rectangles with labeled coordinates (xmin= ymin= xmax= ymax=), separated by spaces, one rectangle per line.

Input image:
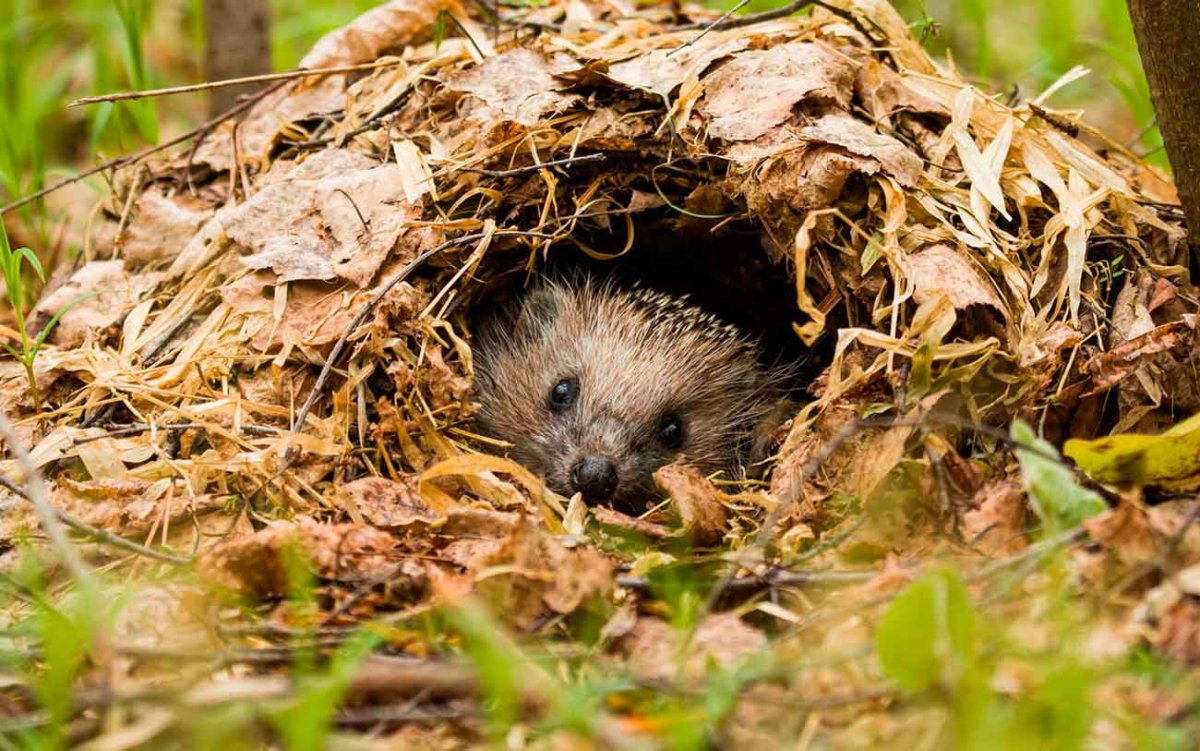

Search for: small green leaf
xmin=876 ymin=568 xmax=979 ymax=692
xmin=1012 ymin=421 xmax=1106 ymax=534
xmin=860 ymin=232 xmax=884 ymax=274
xmin=434 ymin=9 xmax=446 ymax=52
xmin=16 ymin=246 xmax=44 ymax=282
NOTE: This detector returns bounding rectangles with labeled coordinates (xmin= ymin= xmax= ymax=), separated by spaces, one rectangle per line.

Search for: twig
xmin=0 ymin=413 xmax=95 ymax=588
xmin=1 ymin=80 xmax=288 ymax=216
xmin=292 ymin=84 xmax=417 ymax=151
xmin=334 ymin=704 xmax=479 ymax=727
xmin=672 ymin=0 xmax=814 ymax=31
xmin=456 ymin=152 xmax=608 ymax=177
xmin=0 ymin=458 xmax=191 ymax=565
xmin=670 ymin=0 xmax=895 ymax=69
xmin=668 ymin=0 xmax=751 ymax=56
xmin=68 ymin=60 xmax=402 ymax=107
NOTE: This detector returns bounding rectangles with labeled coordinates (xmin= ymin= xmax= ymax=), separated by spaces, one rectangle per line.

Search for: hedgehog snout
xmin=570 ymin=455 xmax=619 ymax=501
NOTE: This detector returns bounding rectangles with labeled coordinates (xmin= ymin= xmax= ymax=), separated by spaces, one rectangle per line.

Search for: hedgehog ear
xmin=516 ymin=286 xmax=560 ymax=328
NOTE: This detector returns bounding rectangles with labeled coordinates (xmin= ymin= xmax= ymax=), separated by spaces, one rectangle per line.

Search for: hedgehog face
xmin=473 ymin=278 xmax=781 ymax=511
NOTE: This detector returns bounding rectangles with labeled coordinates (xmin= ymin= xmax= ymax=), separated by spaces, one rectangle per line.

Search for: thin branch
xmin=668 ymin=0 xmax=751 ymax=56
xmin=672 ymin=0 xmax=814 ymax=31
xmin=68 ymin=60 xmax=402 ymax=107
xmin=0 ymin=474 xmax=191 ymax=565
xmin=334 ymin=704 xmax=479 ymax=726
xmin=0 ymin=413 xmax=96 ymax=588
xmin=670 ymin=0 xmax=895 ymax=68
xmin=1 ymin=80 xmax=288 ymax=216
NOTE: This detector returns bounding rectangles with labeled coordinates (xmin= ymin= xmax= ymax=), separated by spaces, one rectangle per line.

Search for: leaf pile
xmin=2 ymin=0 xmax=1200 ymax=747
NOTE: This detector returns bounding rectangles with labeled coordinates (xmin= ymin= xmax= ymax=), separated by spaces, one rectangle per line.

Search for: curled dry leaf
xmin=1085 ymin=320 xmax=1193 ymax=394
xmin=54 ymin=478 xmax=225 ymax=537
xmin=608 ymin=37 xmax=748 ymax=98
xmin=120 ymin=189 xmax=217 ymax=270
xmin=220 ymin=273 xmax=369 ymax=352
xmin=959 ymin=480 xmax=1028 ymax=556
xmin=299 ymin=0 xmax=445 ymax=68
xmin=591 ymin=505 xmax=673 ymax=540
xmin=653 ymin=459 xmax=727 ymax=546
xmin=1083 ymin=498 xmax=1157 ymax=568
xmin=798 ymin=113 xmax=923 ymax=187
xmin=905 ymin=244 xmax=1006 ymax=314
xmin=446 ymin=47 xmax=577 ymax=128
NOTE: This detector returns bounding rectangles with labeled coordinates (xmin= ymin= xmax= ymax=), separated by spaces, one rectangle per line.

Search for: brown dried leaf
xmin=30 ymin=261 xmax=157 ymax=348
xmin=1084 ymin=498 xmax=1157 ymax=568
xmin=472 ymin=517 xmax=612 ymax=630
xmin=592 ymin=505 xmax=673 ymax=540
xmin=654 ymin=459 xmax=727 ymax=546
xmin=120 ymin=190 xmax=216 ymax=270
xmin=959 ymin=480 xmax=1028 ymax=556
xmin=700 ymin=42 xmax=855 ymax=141
xmin=1146 ymin=592 xmax=1200 ymax=664
xmin=55 ymin=478 xmax=224 ymax=537
xmin=197 ymin=520 xmax=399 ymax=597
xmin=193 ymin=74 xmax=348 ymax=172
xmin=225 ymin=149 xmax=424 ymax=286
xmin=336 ymin=476 xmax=446 ymax=529
xmin=1086 ymin=320 xmax=1192 ymax=394
xmin=608 ymin=38 xmax=747 ymax=98
xmin=622 ymin=613 xmax=766 ymax=682
xmin=799 ymin=113 xmax=923 ymax=187
xmin=906 ymin=244 xmax=1006 ymax=314
xmin=447 ymin=48 xmax=576 ymax=127
xmin=220 ymin=274 xmax=367 ymax=352
xmin=299 ymin=0 xmax=443 ymax=68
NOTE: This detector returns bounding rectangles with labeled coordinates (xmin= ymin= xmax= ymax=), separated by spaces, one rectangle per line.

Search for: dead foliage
xmin=2 ymin=0 xmax=1200 ymax=746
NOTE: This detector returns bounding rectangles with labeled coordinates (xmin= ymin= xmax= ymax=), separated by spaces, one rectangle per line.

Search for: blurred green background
xmin=0 ymin=0 xmax=1162 ymax=232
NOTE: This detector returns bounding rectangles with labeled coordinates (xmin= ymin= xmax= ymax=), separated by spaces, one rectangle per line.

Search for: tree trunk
xmin=202 ymin=0 xmax=272 ymax=117
xmin=1127 ymin=0 xmax=1200 ymax=262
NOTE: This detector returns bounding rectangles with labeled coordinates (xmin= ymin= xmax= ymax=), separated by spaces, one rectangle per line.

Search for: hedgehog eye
xmin=548 ymin=377 xmax=579 ymax=411
xmin=658 ymin=414 xmax=684 ymax=449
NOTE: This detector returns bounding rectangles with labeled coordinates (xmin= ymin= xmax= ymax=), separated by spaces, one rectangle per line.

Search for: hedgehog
xmin=471 ymin=276 xmax=790 ymax=510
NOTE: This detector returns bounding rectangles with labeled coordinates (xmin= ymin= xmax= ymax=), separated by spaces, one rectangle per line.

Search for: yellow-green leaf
xmin=1064 ymin=411 xmax=1200 ymax=486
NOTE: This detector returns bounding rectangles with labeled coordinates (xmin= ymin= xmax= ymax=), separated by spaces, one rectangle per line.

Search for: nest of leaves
xmin=3 ymin=0 xmax=1200 ymax=746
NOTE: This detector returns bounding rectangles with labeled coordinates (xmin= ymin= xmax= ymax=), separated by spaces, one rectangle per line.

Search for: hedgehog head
xmin=472 ymin=277 xmax=784 ymax=511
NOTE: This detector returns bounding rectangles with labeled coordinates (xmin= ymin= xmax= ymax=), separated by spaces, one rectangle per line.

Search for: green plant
xmin=0 ymin=215 xmax=84 ymax=412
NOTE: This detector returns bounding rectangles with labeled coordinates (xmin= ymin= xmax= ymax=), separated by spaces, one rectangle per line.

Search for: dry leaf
xmin=654 ymin=459 xmax=727 ymax=546
xmin=700 ymin=42 xmax=855 ymax=141
xmin=336 ymin=476 xmax=446 ymax=529
xmin=225 ymin=149 xmax=424 ymax=287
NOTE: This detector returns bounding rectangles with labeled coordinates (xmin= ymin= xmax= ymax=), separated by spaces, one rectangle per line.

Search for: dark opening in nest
xmin=466 ymin=214 xmax=827 ymax=397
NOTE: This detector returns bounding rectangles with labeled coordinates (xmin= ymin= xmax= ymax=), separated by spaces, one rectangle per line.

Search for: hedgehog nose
xmin=570 ymin=455 xmax=618 ymax=501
